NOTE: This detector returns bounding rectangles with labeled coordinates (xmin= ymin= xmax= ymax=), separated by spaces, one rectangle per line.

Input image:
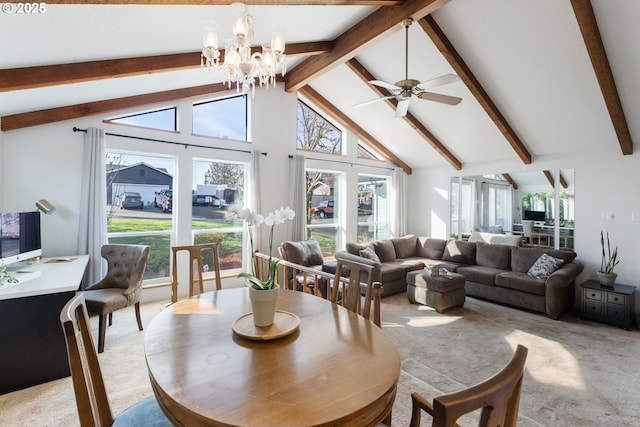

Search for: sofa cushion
xmin=475 ymin=241 xmax=512 ymax=270
xmin=442 ymin=240 xmax=476 ymax=265
xmin=416 ymin=237 xmax=447 ymax=260
xmin=379 ymin=262 xmax=406 ymax=282
xmin=282 ymin=238 xmax=324 ymax=267
xmin=359 ymin=246 xmax=381 ymax=263
xmin=392 ymin=235 xmax=417 ymax=259
xmin=527 ymin=254 xmax=563 ymax=280
xmin=374 ymin=240 xmax=397 ymax=262
xmin=511 ymin=246 xmax=577 ymax=273
xmin=346 ymin=242 xmax=372 ymax=256
xmin=495 ymin=271 xmax=546 ymax=296
xmin=468 ymin=231 xmax=521 ymax=247
xmin=456 ymin=265 xmax=501 ymax=286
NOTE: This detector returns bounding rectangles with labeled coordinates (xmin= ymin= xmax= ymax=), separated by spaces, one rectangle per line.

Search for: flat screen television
xmin=523 ymin=210 xmax=546 ymax=222
xmin=0 ymin=211 xmax=42 ymax=266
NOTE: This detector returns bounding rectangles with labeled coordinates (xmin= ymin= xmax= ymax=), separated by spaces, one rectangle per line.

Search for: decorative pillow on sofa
xmin=346 ymin=242 xmax=371 ymax=256
xmin=527 ymin=253 xmax=564 ymax=280
xmin=391 ymin=235 xmax=417 ymax=259
xmin=359 ymin=246 xmax=381 ymax=263
xmin=374 ymin=240 xmax=397 ymax=262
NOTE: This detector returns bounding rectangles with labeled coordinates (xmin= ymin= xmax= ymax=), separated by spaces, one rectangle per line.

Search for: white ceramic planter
xmin=248 ymin=285 xmax=279 ymax=327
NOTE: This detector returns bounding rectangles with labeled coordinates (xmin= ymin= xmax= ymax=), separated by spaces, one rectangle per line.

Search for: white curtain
xmin=77 ymin=127 xmax=108 ymax=286
xmin=245 ymin=150 xmax=262 ymax=264
xmin=391 ymin=168 xmax=405 ymax=237
xmin=290 ymin=154 xmax=307 ymax=241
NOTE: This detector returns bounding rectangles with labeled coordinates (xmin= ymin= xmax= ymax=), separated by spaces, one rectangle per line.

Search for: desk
xmin=145 ymin=288 xmax=400 ymax=426
xmin=0 ymin=255 xmax=89 ymax=394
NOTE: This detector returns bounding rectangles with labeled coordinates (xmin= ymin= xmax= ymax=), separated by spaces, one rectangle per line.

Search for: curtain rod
xmin=73 ymin=127 xmax=267 ymax=156
xmin=288 ymin=154 xmax=394 ymax=171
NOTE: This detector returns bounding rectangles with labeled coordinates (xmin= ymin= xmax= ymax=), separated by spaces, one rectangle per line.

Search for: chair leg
xmin=108 ymin=312 xmax=113 ymax=326
xmin=98 ymin=314 xmax=107 ymax=353
xmin=135 ymin=302 xmax=144 ymax=331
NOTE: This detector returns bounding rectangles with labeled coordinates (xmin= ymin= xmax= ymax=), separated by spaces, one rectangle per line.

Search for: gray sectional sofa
xmin=335 ymin=235 xmax=583 ymax=319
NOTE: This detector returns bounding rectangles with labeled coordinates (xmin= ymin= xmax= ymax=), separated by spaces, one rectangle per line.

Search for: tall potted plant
xmin=236 ymin=206 xmax=295 ymax=326
xmin=597 ymin=231 xmax=619 ymax=288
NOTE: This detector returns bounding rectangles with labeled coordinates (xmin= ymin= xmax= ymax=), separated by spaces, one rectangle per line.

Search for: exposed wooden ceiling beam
xmin=570 ymin=0 xmax=633 ymax=155
xmin=418 ymin=16 xmax=532 ymax=165
xmin=1 ymin=83 xmax=234 ymax=131
xmin=543 ymin=170 xmax=555 ymax=189
xmin=299 ymin=85 xmax=412 ymax=174
xmin=0 ymin=42 xmax=332 ymax=92
xmin=502 ymin=173 xmax=518 ymax=190
xmin=41 ymin=1 xmax=402 ymax=4
xmin=346 ymin=58 xmax=462 ymax=170
xmin=285 ymin=0 xmax=449 ymax=92
xmin=559 ymin=173 xmax=568 ymax=189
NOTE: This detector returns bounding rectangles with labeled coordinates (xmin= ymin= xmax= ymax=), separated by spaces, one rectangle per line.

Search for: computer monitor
xmin=523 ymin=210 xmax=546 ymax=222
xmin=0 ymin=211 xmax=42 ymax=266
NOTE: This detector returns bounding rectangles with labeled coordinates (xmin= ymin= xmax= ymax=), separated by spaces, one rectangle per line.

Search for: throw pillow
xmin=359 ymin=246 xmax=381 ymax=263
xmin=527 ymin=254 xmax=563 ymax=280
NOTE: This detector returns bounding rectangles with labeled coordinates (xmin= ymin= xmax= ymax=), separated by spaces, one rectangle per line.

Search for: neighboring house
xmin=106 ymin=162 xmax=172 ymax=206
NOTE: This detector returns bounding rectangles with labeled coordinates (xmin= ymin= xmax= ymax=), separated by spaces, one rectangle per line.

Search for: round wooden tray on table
xmin=232 ymin=310 xmax=300 ymax=341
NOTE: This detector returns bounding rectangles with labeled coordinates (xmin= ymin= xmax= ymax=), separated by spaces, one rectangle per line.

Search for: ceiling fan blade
xmin=416 ymin=74 xmax=460 ymax=91
xmin=369 ymin=80 xmax=401 ymax=91
xmin=417 ymin=91 xmax=463 ymax=105
xmin=352 ymin=95 xmax=396 ymax=108
xmin=395 ymin=98 xmax=411 ymax=118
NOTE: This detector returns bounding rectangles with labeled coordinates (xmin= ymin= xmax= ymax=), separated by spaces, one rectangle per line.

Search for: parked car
xmin=311 ymin=200 xmax=334 ymax=218
xmin=118 ymin=192 xmax=143 ymax=209
xmin=154 ymin=189 xmax=172 ymax=213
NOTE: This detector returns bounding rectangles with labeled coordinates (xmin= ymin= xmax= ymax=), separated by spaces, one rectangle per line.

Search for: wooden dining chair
xmin=60 ymin=294 xmax=172 ymax=427
xmin=83 ymin=244 xmax=150 ymax=353
xmin=408 ymin=344 xmax=528 ymax=427
xmin=170 ymin=243 xmax=222 ymax=303
xmin=331 ymin=258 xmax=383 ymax=327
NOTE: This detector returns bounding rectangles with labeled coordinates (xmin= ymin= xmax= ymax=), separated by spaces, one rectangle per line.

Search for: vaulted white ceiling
xmin=1 ymin=0 xmax=637 ymax=173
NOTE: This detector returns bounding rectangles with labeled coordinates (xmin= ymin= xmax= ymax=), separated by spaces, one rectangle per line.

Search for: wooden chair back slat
xmin=60 ymin=294 xmax=114 ymax=427
xmin=410 ymin=344 xmax=528 ymax=427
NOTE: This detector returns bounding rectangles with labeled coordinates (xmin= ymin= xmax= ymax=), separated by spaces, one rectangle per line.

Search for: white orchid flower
xmin=281 ymin=206 xmax=295 ymax=221
xmin=263 ymin=212 xmax=276 ymax=227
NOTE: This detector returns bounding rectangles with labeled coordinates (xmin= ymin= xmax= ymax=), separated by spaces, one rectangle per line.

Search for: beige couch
xmin=335 ymin=235 xmax=583 ymax=319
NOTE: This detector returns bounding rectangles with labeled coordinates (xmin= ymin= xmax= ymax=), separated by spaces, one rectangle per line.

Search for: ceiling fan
xmin=354 ymin=18 xmax=462 ymax=118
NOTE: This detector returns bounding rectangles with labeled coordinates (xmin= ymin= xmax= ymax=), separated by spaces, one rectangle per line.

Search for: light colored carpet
xmin=1 ymin=293 xmax=638 ymax=426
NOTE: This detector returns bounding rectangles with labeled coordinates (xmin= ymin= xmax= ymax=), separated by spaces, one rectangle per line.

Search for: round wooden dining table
xmin=144 ymin=287 xmax=400 ymax=427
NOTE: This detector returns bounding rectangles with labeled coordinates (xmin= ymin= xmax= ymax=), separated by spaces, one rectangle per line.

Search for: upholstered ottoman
xmin=407 ymin=270 xmax=466 ymax=313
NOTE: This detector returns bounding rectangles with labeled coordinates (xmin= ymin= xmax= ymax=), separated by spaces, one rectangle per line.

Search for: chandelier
xmin=201 ymin=2 xmax=286 ymax=95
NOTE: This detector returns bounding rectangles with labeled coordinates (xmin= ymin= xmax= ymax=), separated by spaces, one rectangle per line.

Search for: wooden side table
xmin=581 ymin=280 xmax=636 ymax=330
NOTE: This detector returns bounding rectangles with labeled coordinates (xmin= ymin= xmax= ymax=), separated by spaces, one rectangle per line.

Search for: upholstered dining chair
xmin=83 ymin=244 xmax=150 ymax=353
xmin=331 ymin=258 xmax=383 ymax=327
xmin=407 ymin=344 xmax=528 ymax=427
xmin=60 ymin=294 xmax=172 ymax=427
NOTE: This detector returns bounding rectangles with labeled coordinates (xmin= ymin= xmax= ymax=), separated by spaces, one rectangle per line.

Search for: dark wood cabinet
xmin=581 ymin=280 xmax=635 ymax=330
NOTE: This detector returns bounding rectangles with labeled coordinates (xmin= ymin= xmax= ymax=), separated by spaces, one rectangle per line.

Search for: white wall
xmin=407 ymin=149 xmax=640 ymax=311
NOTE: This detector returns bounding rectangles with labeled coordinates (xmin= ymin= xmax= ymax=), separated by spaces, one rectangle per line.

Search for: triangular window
xmin=357 ymin=141 xmax=383 ymax=161
xmin=106 ymin=107 xmax=177 ymax=132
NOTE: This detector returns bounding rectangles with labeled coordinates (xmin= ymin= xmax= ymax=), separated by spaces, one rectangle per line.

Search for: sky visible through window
xmin=193 ymin=96 xmax=247 ymax=141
